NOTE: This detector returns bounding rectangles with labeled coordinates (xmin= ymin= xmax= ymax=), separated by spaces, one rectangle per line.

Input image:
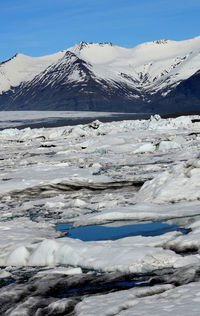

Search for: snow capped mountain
xmin=69 ymin=37 xmax=200 ymax=94
xmin=0 ymin=36 xmax=200 ymax=113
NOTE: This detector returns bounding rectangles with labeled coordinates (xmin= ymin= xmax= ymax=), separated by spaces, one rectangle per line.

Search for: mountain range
xmin=0 ymin=36 xmax=200 ymax=113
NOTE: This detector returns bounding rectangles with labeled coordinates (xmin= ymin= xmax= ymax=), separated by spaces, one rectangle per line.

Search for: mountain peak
xmin=0 ymin=53 xmax=20 ymax=65
xmin=77 ymin=41 xmax=89 ymax=49
xmin=75 ymin=41 xmax=114 ymax=49
xmin=153 ymin=39 xmax=169 ymax=45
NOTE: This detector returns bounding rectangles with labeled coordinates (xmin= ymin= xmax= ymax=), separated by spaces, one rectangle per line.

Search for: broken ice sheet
xmin=1 ymin=113 xmax=200 ymax=313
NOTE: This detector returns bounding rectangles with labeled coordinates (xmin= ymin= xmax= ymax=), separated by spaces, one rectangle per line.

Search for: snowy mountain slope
xmin=0 ymin=51 xmax=65 ymax=95
xmin=0 ymin=36 xmax=200 ymax=112
xmin=69 ymin=37 xmax=200 ymax=94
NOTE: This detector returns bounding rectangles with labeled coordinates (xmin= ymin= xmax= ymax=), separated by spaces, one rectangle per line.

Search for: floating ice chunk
xmin=165 ymin=223 xmax=200 ymax=253
xmin=37 ymin=267 xmax=82 ymax=275
xmin=0 ymin=269 xmax=11 ymax=279
xmin=97 ymin=200 xmax=119 ymax=209
xmin=73 ymin=198 xmax=87 ymax=208
xmin=71 ymin=201 xmax=200 ymax=227
xmin=172 ymin=115 xmax=192 ymax=127
xmin=47 ymin=299 xmax=76 ymax=314
xmin=79 ymin=139 xmax=94 ymax=149
xmin=88 ymin=120 xmax=101 ymax=129
xmin=150 ymin=114 xmax=161 ymax=121
xmin=6 ymin=246 xmax=30 ymax=266
xmin=29 ymin=239 xmax=60 ymax=266
xmin=71 ymin=126 xmax=87 ymax=138
xmin=147 ymin=115 xmax=193 ymax=131
xmin=137 ymin=159 xmax=200 ymax=203
xmin=0 ymin=218 xmax=59 ymax=266
xmin=134 ymin=143 xmax=155 ymax=153
xmin=93 ymin=146 xmax=110 ymax=154
xmin=158 ymin=140 xmax=181 ymax=151
xmin=185 ymin=158 xmax=200 ymax=169
xmin=6 ymin=237 xmax=181 ymax=273
xmin=45 ymin=201 xmax=65 ymax=209
xmin=91 ymin=162 xmax=102 ymax=169
xmin=0 ymin=128 xmax=20 ymax=137
xmin=91 ymin=162 xmax=102 ymax=174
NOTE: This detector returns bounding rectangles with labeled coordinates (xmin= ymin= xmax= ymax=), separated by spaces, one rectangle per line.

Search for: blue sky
xmin=1 ymin=0 xmax=200 ymax=61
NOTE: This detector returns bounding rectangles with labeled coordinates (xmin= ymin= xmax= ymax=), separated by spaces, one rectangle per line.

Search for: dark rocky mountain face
xmin=152 ymin=70 xmax=200 ymax=113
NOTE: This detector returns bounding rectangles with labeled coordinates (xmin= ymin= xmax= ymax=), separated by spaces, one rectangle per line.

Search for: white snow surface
xmin=1 ymin=36 xmax=200 ymax=95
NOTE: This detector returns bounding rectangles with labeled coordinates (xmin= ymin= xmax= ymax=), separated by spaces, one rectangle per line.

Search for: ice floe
xmin=5 ymin=236 xmax=181 ymax=273
xmin=137 ymin=158 xmax=200 ymax=203
xmin=1 ymin=112 xmax=200 ymax=313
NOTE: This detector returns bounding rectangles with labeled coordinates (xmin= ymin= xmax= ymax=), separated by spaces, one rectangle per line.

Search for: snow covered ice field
xmin=1 ymin=112 xmax=200 ymax=314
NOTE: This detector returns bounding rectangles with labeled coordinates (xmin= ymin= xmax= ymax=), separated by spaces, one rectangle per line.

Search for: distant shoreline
xmin=0 ymin=113 xmax=151 ymax=130
xmin=0 ymin=111 xmax=200 ymax=130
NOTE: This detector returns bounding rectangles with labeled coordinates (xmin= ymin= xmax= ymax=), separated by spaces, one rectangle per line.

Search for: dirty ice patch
xmin=75 ymin=284 xmax=174 ymax=316
xmin=0 ymin=164 xmax=111 ymax=195
xmin=75 ymin=281 xmax=200 ymax=316
xmin=114 ymin=281 xmax=200 ymax=316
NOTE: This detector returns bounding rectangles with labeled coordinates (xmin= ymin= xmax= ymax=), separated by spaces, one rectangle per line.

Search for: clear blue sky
xmin=1 ymin=0 xmax=200 ymax=61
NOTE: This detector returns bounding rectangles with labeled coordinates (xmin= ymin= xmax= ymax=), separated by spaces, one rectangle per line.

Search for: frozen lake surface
xmin=1 ymin=112 xmax=200 ymax=314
